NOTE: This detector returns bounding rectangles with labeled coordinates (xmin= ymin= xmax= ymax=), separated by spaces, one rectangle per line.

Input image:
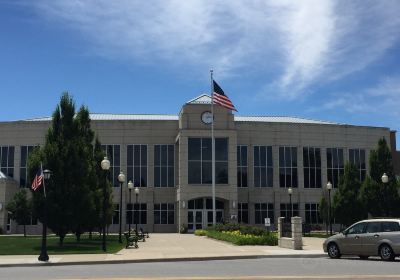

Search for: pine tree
xmin=360 ymin=138 xmax=400 ymax=217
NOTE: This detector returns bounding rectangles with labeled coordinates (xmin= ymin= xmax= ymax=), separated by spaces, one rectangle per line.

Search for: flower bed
xmin=195 ymin=224 xmax=278 ymax=246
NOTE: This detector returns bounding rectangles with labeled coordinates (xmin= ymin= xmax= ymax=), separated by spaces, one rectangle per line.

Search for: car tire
xmin=379 ymin=244 xmax=395 ymax=261
xmin=327 ymin=243 xmax=341 ymax=259
xmin=358 ymin=255 xmax=369 ymax=260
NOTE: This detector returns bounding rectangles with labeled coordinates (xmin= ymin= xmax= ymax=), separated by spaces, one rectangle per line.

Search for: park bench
xmin=124 ymin=232 xmax=138 ymax=249
xmin=132 ymin=229 xmax=146 ymax=242
xmin=140 ymin=228 xmax=150 ymax=238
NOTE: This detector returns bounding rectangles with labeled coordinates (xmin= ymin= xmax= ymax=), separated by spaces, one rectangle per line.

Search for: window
xmin=112 ymin=204 xmax=120 ymax=225
xmin=346 ymin=222 xmax=366 ymax=235
xmin=238 ymin=203 xmax=248 ymax=223
xmin=20 ymin=146 xmax=36 ymax=187
xmin=280 ymin=203 xmax=299 ymax=223
xmin=6 ymin=214 xmax=11 ymax=232
xmin=349 ymin=149 xmax=366 ymax=182
xmin=188 ymin=138 xmax=228 ymax=184
xmin=279 ymin=147 xmax=297 ymax=188
xmin=305 ymin=203 xmax=322 ymax=224
xmin=382 ymin=222 xmax=400 ymax=232
xmin=154 ymin=203 xmax=175 ymax=224
xmin=101 ymin=145 xmax=121 ymax=187
xmin=255 ymin=203 xmax=274 ymax=224
xmin=327 ymin=148 xmax=344 ymax=188
xmin=154 ymin=145 xmax=174 ymax=187
xmin=303 ymin=147 xmax=321 ymax=188
xmin=127 ymin=145 xmax=147 ymax=187
xmin=365 ymin=222 xmax=381 ymax=233
xmin=237 ymin=146 xmax=248 ymax=187
xmin=0 ymin=146 xmax=14 ymax=178
xmin=254 ymin=146 xmax=273 ymax=188
xmin=126 ymin=203 xmax=147 ymax=225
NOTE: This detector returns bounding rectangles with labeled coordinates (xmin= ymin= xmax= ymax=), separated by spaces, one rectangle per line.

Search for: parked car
xmin=323 ymin=219 xmax=400 ymax=261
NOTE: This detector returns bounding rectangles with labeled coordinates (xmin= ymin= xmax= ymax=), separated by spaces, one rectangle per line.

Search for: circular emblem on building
xmin=201 ymin=111 xmax=213 ymax=124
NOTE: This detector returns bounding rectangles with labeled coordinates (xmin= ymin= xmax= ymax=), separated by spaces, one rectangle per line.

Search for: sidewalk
xmin=0 ymin=234 xmax=326 ymax=267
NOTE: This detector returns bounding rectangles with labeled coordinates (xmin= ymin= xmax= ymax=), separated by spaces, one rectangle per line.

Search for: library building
xmin=0 ymin=94 xmax=399 ymax=234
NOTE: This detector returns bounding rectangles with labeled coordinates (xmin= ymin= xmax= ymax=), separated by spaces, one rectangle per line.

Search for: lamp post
xmin=128 ymin=181 xmax=133 ymax=235
xmin=117 ymin=171 xmax=125 ymax=243
xmin=382 ymin=173 xmax=389 ymax=217
xmin=134 ymin=186 xmax=140 ymax=233
xmin=101 ymin=156 xmax=110 ymax=252
xmin=327 ymin=181 xmax=333 ymax=235
xmin=38 ymin=169 xmax=51 ymax=262
xmin=288 ymin=187 xmax=293 ymax=220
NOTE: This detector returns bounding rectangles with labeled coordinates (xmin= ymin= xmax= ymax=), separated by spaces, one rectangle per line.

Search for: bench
xmin=133 ymin=229 xmax=146 ymax=242
xmin=124 ymin=232 xmax=138 ymax=249
xmin=140 ymin=228 xmax=150 ymax=238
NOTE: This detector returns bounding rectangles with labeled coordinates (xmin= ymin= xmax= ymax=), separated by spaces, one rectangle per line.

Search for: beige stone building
xmin=0 ymin=95 xmax=399 ymax=234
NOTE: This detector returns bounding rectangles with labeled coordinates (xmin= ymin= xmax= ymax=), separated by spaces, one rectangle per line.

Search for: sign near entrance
xmin=264 ymin=218 xmax=271 ymax=227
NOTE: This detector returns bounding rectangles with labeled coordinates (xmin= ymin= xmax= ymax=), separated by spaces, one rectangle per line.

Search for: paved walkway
xmin=0 ymin=234 xmax=325 ymax=267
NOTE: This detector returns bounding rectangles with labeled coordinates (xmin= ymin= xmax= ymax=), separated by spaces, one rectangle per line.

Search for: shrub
xmin=207 ymin=223 xmax=268 ymax=236
xmin=194 ymin=229 xmax=207 ymax=236
xmin=204 ymin=229 xmax=278 ymax=246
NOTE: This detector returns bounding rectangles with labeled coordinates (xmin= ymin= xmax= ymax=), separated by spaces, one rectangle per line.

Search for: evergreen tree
xmin=6 ymin=189 xmax=32 ymax=237
xmin=360 ymin=138 xmax=400 ymax=217
xmin=28 ymin=93 xmax=109 ymax=246
xmin=333 ymin=163 xmax=365 ymax=227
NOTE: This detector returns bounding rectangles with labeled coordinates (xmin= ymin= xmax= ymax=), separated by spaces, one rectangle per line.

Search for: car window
xmin=347 ymin=222 xmax=366 ymax=234
xmin=381 ymin=222 xmax=400 ymax=232
xmin=365 ymin=222 xmax=381 ymax=233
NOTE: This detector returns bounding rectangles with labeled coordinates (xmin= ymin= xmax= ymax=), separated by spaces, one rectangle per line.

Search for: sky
xmin=1 ymin=1 xmax=400 ymax=147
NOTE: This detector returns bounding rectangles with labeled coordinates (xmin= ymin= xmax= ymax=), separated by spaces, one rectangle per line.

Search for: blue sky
xmin=1 ymin=1 xmax=400 ymax=147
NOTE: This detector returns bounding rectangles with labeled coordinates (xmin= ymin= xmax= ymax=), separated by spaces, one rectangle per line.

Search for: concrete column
xmin=292 ymin=216 xmax=303 ymax=250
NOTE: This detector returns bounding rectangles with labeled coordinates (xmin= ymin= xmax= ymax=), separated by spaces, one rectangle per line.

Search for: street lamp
xmin=326 ymin=181 xmax=333 ymax=235
xmin=134 ymin=186 xmax=140 ymax=233
xmin=117 ymin=171 xmax=125 ymax=243
xmin=128 ymin=181 xmax=133 ymax=235
xmin=101 ymin=156 xmax=110 ymax=252
xmin=288 ymin=187 xmax=293 ymax=220
xmin=38 ymin=169 xmax=51 ymax=262
xmin=381 ymin=173 xmax=389 ymax=217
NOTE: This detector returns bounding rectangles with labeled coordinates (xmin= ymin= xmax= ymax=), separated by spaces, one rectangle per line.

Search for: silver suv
xmin=323 ymin=219 xmax=400 ymax=261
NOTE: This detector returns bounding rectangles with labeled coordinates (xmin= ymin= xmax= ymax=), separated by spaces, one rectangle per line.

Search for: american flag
xmin=213 ymin=80 xmax=237 ymax=111
xmin=31 ymin=167 xmax=44 ymax=191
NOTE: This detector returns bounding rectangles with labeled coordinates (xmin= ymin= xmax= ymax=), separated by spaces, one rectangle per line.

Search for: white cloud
xmin=31 ymin=0 xmax=400 ymax=98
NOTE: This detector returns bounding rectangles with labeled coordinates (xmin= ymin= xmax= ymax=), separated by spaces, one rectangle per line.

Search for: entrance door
xmin=188 ymin=210 xmax=203 ymax=232
xmin=187 ymin=198 xmax=225 ymax=232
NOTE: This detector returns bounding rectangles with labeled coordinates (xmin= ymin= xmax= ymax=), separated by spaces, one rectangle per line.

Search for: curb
xmin=0 ymin=254 xmax=327 ymax=268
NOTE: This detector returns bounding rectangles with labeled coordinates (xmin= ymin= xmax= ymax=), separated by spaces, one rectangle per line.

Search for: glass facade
xmin=237 ymin=146 xmax=248 ymax=187
xmin=279 ymin=147 xmax=297 ymax=188
xmin=101 ymin=145 xmax=121 ymax=187
xmin=154 ymin=203 xmax=175 ymax=224
xmin=0 ymin=146 xmax=14 ymax=178
xmin=126 ymin=203 xmax=147 ymax=225
xmin=154 ymin=145 xmax=174 ymax=187
xmin=238 ymin=203 xmax=248 ymax=223
xmin=305 ymin=203 xmax=322 ymax=224
xmin=188 ymin=138 xmax=228 ymax=184
xmin=303 ymin=147 xmax=322 ymax=188
xmin=327 ymin=148 xmax=344 ymax=188
xmin=254 ymin=146 xmax=273 ymax=187
xmin=255 ymin=203 xmax=274 ymax=224
xmin=127 ymin=145 xmax=147 ymax=187
xmin=280 ymin=203 xmax=299 ymax=223
xmin=349 ymin=148 xmax=366 ymax=182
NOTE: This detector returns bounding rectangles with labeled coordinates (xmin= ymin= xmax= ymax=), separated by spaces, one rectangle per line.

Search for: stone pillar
xmin=292 ymin=216 xmax=303 ymax=250
xmin=277 ymin=217 xmax=284 ymax=247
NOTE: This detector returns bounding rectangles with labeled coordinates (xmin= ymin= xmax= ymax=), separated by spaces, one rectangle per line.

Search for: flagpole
xmin=210 ymin=70 xmax=216 ymax=226
xmin=41 ymin=163 xmax=46 ymax=198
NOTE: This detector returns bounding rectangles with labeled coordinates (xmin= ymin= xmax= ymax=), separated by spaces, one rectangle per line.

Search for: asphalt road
xmin=1 ymin=257 xmax=400 ymax=280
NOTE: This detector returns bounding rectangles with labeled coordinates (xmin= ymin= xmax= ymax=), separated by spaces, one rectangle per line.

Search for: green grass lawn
xmin=0 ymin=234 xmax=125 ymax=255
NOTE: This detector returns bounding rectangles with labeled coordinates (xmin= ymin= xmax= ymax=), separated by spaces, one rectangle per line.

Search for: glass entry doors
xmin=187 ymin=198 xmax=224 ymax=232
